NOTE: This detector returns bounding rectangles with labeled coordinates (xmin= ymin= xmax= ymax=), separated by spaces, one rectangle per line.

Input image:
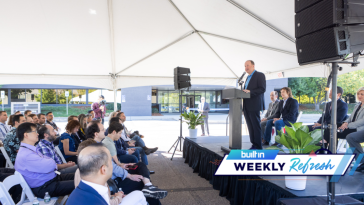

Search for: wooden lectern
xmin=221 ymin=88 xmax=250 ymax=153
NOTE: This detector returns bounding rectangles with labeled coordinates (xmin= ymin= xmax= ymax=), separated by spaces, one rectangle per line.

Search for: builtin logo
xmin=241 ymin=151 xmax=265 ymax=159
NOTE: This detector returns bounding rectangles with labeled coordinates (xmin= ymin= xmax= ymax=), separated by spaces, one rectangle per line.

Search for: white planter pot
xmin=285 ymin=176 xmax=307 ymax=190
xmin=189 ymin=129 xmax=198 ymax=138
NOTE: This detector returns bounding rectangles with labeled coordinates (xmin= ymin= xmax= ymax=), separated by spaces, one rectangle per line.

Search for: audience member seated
xmin=117 ymin=112 xmax=158 ymax=154
xmin=309 ymin=87 xmax=347 ymax=131
xmin=37 ymin=113 xmax=46 ymax=126
xmin=74 ymin=139 xmax=166 ymax=204
xmin=7 ymin=114 xmax=15 ymax=128
xmin=77 ymin=114 xmax=87 ymax=141
xmin=25 ymin=115 xmax=34 ymax=123
xmin=59 ymin=120 xmax=80 ymax=164
xmin=0 ymin=168 xmax=22 ymax=203
xmin=264 ymin=87 xmax=299 ymax=146
xmin=109 ymin=117 xmax=148 ymax=164
xmin=15 ymin=122 xmax=75 ymax=197
xmin=86 ymin=110 xmax=95 ymax=124
xmin=67 ymin=115 xmax=78 ymax=122
xmin=24 ymin=110 xmax=32 ymax=118
xmin=0 ymin=111 xmax=10 ymax=141
xmin=67 ymin=115 xmax=84 ymax=145
xmin=66 ymin=143 xmax=148 ymax=205
xmin=45 ymin=112 xmax=60 ymax=136
xmin=261 ymin=91 xmax=280 ymax=145
xmin=37 ymin=125 xmax=78 ymax=174
xmin=103 ymin=122 xmax=126 ymax=166
xmin=3 ymin=114 xmax=26 ymax=164
xmin=334 ymin=87 xmax=364 ymax=148
xmin=85 ymin=121 xmax=106 ymax=143
xmin=0 ymin=111 xmax=10 ymax=166
xmin=308 ymin=87 xmax=348 ymax=146
xmin=28 ymin=114 xmax=40 ymax=128
xmin=86 ymin=121 xmax=140 ymax=164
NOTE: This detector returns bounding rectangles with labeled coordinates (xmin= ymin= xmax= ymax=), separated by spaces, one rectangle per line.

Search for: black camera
xmin=99 ymin=99 xmax=106 ymax=106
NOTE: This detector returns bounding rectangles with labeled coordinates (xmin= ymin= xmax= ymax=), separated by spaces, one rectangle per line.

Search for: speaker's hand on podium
xmin=242 ymin=89 xmax=250 ymax=93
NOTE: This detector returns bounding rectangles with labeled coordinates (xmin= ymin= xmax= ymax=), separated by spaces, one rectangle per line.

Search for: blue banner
xmin=227 ymin=150 xmax=279 ymax=160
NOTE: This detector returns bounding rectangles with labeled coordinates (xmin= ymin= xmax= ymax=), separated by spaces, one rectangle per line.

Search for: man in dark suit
xmin=261 ymin=91 xmax=280 ymax=143
xmin=67 ymin=143 xmax=147 ymax=205
xmin=242 ymin=60 xmax=266 ymax=150
xmin=308 ymin=86 xmax=348 ymax=132
xmin=198 ymin=97 xmax=210 ymax=136
xmin=263 ymin=87 xmax=299 ymax=145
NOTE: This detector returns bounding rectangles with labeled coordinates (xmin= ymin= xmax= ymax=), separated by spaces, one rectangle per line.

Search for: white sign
xmin=0 ymin=91 xmax=4 ymax=99
xmin=122 ymin=95 xmax=126 ymax=102
xmin=65 ymin=91 xmax=69 ymax=97
xmin=147 ymin=95 xmax=151 ymax=100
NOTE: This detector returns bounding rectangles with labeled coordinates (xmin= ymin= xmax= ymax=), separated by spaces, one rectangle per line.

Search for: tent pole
xmin=114 ymin=88 xmax=117 ymax=111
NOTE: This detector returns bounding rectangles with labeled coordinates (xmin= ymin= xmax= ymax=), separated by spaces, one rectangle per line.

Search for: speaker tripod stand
xmin=168 ymin=92 xmax=185 ymax=160
xmin=168 ymin=115 xmax=184 ymax=160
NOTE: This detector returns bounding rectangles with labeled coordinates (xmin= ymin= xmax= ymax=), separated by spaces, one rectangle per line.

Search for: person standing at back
xmin=242 ymin=60 xmax=266 ymax=150
xmin=198 ymin=97 xmax=210 ymax=136
xmin=92 ymin=95 xmax=106 ymax=125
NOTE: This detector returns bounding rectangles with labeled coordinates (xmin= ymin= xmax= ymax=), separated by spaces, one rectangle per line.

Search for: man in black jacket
xmin=308 ymin=86 xmax=348 ymax=131
xmin=242 ymin=60 xmax=266 ymax=150
xmin=263 ymin=87 xmax=299 ymax=145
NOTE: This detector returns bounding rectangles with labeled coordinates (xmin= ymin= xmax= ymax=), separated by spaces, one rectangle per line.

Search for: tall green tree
xmin=288 ymin=78 xmax=306 ymax=104
xmin=289 ymin=77 xmax=327 ymax=111
xmin=304 ymin=77 xmax=327 ymax=111
xmin=338 ymin=69 xmax=364 ymax=96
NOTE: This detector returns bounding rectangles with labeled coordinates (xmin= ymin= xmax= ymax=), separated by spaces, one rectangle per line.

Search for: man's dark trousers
xmin=244 ymin=107 xmax=262 ymax=149
xmin=31 ymin=174 xmax=75 ymax=197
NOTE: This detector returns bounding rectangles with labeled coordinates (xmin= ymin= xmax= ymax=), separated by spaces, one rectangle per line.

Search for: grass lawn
xmin=1 ymin=106 xmax=113 ymax=117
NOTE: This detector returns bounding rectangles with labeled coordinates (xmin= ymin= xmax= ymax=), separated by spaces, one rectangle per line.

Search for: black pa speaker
xmin=295 ymin=0 xmax=364 ymax=39
xmin=295 ymin=0 xmax=364 ymax=65
xmin=174 ymin=67 xmax=191 ymax=90
xmin=31 ymin=94 xmax=35 ymax=101
xmin=296 ymin=25 xmax=364 ymax=65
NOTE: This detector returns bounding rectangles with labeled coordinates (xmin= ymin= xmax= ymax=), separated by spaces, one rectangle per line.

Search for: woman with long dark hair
xmin=59 ymin=120 xmax=80 ymax=164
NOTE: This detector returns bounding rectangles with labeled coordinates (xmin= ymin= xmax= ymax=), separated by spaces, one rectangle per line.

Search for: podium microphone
xmin=238 ymin=72 xmax=246 ymax=83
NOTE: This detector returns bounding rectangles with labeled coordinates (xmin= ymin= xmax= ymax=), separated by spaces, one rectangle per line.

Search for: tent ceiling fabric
xmin=0 ymin=0 xmax=361 ymax=89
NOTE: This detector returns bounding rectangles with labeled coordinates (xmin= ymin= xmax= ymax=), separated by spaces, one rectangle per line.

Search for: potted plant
xmin=267 ymin=122 xmax=322 ymax=190
xmin=180 ymin=111 xmax=205 ymax=138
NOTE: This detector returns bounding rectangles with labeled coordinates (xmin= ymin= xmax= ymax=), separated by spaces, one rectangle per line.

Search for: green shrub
xmin=106 ymin=103 xmax=121 ymax=111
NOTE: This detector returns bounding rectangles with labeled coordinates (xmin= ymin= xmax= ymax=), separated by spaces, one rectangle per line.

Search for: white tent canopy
xmin=0 ymin=0 xmax=363 ymax=90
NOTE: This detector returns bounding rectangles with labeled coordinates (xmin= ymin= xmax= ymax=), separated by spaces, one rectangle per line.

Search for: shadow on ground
xmin=148 ymin=150 xmax=230 ymax=205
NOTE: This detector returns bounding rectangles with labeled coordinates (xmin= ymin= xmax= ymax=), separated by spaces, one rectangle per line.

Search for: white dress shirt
xmin=82 ymin=180 xmax=110 ymax=205
xmin=121 ymin=123 xmax=131 ymax=142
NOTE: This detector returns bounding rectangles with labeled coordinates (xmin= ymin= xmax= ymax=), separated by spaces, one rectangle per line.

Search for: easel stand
xmin=168 ymin=91 xmax=184 ymax=160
